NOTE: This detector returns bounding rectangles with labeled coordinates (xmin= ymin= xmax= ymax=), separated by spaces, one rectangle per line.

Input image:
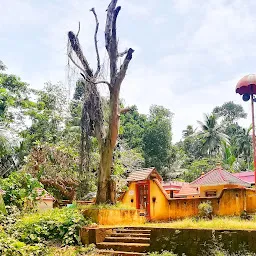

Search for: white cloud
xmin=122 ymin=1 xmax=152 ymax=18
xmin=1 ymin=0 xmax=256 ymax=144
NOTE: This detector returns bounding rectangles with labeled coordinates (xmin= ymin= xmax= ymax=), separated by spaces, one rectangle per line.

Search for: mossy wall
xmin=150 ymin=227 xmax=256 ymax=255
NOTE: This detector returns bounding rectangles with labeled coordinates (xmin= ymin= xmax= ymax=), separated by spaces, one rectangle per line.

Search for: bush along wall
xmin=11 ymin=208 xmax=91 ymax=245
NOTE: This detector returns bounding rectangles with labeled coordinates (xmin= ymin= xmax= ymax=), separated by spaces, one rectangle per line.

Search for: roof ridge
xmin=218 ymin=168 xmax=226 ymax=182
xmin=190 ymin=167 xmax=220 ymax=184
xmin=191 ymin=166 xmax=250 ymax=186
xmin=220 ymin=168 xmax=249 ymax=184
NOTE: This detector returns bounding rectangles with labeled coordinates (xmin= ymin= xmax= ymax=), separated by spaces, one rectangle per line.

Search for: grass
xmin=47 ymin=244 xmax=96 ymax=256
xmin=101 ymin=216 xmax=256 ymax=230
xmin=143 ymin=216 xmax=256 ymax=230
xmin=78 ymin=202 xmax=135 ymax=210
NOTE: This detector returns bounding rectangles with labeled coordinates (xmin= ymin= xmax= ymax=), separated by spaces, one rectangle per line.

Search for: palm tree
xmin=197 ymin=114 xmax=229 ymax=157
xmin=221 ymin=141 xmax=236 ymax=168
xmin=236 ymin=126 xmax=252 ymax=169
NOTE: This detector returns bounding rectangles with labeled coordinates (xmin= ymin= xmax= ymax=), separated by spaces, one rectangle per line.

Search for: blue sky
xmin=1 ymin=0 xmax=256 ymax=142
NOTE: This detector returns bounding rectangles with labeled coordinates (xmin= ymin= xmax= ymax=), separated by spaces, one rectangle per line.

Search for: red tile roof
xmin=233 ymin=171 xmax=255 ymax=184
xmin=190 ymin=167 xmax=250 ymax=187
xmin=162 ymin=181 xmax=188 ymax=191
xmin=175 ymin=185 xmax=199 ymax=197
xmin=127 ymin=167 xmax=162 ymax=182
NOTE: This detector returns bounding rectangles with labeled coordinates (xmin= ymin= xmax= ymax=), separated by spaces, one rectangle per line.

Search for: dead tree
xmin=68 ymin=0 xmax=134 ymax=204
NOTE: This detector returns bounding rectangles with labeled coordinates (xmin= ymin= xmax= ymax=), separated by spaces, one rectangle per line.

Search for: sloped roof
xmin=162 ymin=181 xmax=188 ymax=191
xmin=175 ymin=185 xmax=199 ymax=197
xmin=233 ymin=171 xmax=255 ymax=184
xmin=35 ymin=188 xmax=55 ymax=201
xmin=127 ymin=167 xmax=161 ymax=182
xmin=190 ymin=167 xmax=250 ymax=187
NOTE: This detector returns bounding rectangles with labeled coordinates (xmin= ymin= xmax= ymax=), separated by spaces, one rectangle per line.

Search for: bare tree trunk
xmin=68 ymin=0 xmax=134 ymax=204
xmin=96 ymin=87 xmax=120 ymax=203
xmin=97 ymin=140 xmax=114 ymax=203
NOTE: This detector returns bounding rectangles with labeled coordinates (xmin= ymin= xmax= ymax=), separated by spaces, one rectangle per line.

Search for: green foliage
xmin=120 ymin=105 xmax=147 ymax=151
xmin=213 ymin=101 xmax=247 ymax=124
xmin=0 ymin=171 xmax=42 ymax=209
xmin=0 ymin=60 xmax=6 ymax=71
xmin=21 ymin=82 xmax=68 ymax=152
xmin=13 ymin=208 xmax=90 ymax=245
xmin=143 ymin=105 xmax=173 ymax=175
xmin=0 ymin=206 xmax=21 ymax=233
xmin=181 ymin=158 xmax=219 ymax=182
xmin=0 ymin=231 xmax=47 ymax=256
xmin=0 ymin=71 xmax=33 ymax=176
xmin=198 ymin=201 xmax=213 ymax=219
xmin=148 ymin=251 xmax=177 ymax=256
xmin=182 ymin=125 xmax=196 ymax=138
xmin=47 ymin=244 xmax=96 ymax=256
xmin=0 ymin=194 xmax=6 ymax=214
xmin=221 ymin=142 xmax=236 ymax=169
xmin=80 ymin=202 xmax=135 ymax=210
xmin=197 ymin=114 xmax=229 ymax=156
xmin=113 ymin=143 xmax=144 ymax=175
xmin=0 ymin=72 xmax=30 ymax=123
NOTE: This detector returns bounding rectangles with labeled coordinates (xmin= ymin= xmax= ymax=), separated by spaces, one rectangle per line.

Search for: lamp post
xmin=236 ymin=74 xmax=256 ymax=189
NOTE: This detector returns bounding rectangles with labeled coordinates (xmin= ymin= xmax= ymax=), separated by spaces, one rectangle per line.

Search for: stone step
xmin=97 ymin=250 xmax=146 ymax=255
xmin=105 ymin=236 xmax=150 ymax=243
xmin=115 ymin=229 xmax=151 ymax=234
xmin=121 ymin=227 xmax=151 ymax=230
xmin=111 ymin=233 xmax=150 ymax=237
xmin=97 ymin=242 xmax=150 ymax=253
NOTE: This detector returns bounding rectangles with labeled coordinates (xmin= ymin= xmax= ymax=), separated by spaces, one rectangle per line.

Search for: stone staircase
xmin=97 ymin=227 xmax=151 ymax=255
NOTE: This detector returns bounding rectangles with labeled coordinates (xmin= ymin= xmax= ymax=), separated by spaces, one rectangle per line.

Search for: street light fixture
xmin=236 ymin=74 xmax=256 ymax=189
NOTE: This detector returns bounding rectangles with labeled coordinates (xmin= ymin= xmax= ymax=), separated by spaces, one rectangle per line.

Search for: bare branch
xmin=68 ymin=31 xmax=93 ymax=77
xmin=111 ymin=6 xmax=121 ymax=48
xmin=94 ymin=80 xmax=111 ymax=87
xmin=118 ymin=49 xmax=128 ymax=57
xmin=76 ymin=21 xmax=81 ymax=37
xmin=109 ymin=6 xmax=121 ymax=82
xmin=68 ymin=53 xmax=85 ymax=74
xmin=105 ymin=0 xmax=118 ymax=51
xmin=90 ymin=8 xmax=101 ymax=78
xmin=80 ymin=73 xmax=111 ymax=88
xmin=116 ymin=48 xmax=134 ymax=86
xmin=105 ymin=1 xmax=121 ymax=84
xmin=120 ymin=107 xmax=132 ymax=114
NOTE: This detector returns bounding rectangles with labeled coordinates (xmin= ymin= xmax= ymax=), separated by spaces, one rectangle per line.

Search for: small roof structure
xmin=175 ymin=184 xmax=199 ymax=197
xmin=35 ymin=188 xmax=55 ymax=201
xmin=127 ymin=167 xmax=162 ymax=182
xmin=162 ymin=181 xmax=188 ymax=191
xmin=233 ymin=171 xmax=255 ymax=185
xmin=190 ymin=166 xmax=250 ymax=187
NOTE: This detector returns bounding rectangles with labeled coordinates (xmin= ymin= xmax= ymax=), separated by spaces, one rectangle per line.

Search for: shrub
xmin=198 ymin=201 xmax=213 ymax=219
xmin=47 ymin=244 xmax=96 ymax=256
xmin=0 ymin=231 xmax=47 ymax=256
xmin=0 ymin=206 xmax=21 ymax=234
xmin=0 ymin=194 xmax=6 ymax=214
xmin=0 ymin=171 xmax=42 ymax=209
xmin=148 ymin=251 xmax=177 ymax=256
xmin=79 ymin=202 xmax=135 ymax=210
xmin=12 ymin=208 xmax=91 ymax=245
